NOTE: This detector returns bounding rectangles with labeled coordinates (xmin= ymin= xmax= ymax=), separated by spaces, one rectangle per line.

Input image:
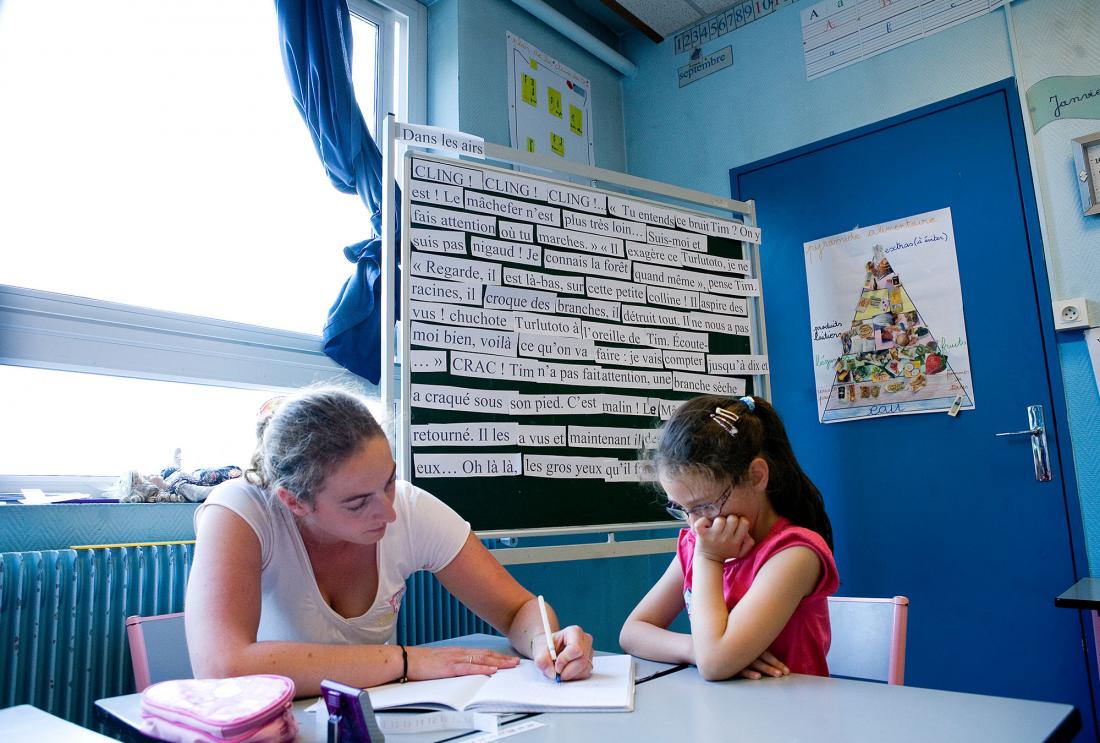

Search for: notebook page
xmin=366 ymin=673 xmax=489 ymax=711
xmin=467 ymin=656 xmax=635 ymax=712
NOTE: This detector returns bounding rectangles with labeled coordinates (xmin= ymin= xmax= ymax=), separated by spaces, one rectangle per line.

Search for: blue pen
xmin=537 ymin=595 xmax=561 ymax=683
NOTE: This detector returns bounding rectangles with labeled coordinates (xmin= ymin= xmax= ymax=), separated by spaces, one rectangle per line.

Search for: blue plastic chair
xmin=826 ymin=596 xmax=909 ymax=685
xmin=126 ymin=612 xmax=194 ymax=691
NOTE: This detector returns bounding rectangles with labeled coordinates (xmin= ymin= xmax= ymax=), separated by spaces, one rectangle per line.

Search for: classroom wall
xmin=420 ymin=0 xmax=1097 ymax=644
xmin=1011 ymin=0 xmax=1100 ymax=574
xmin=426 ymin=0 xmax=627 ymax=171
xmin=424 ymin=0 xmax=671 ymax=650
xmin=426 ymin=0 xmax=460 ymax=130
xmin=616 ymin=0 xmax=1100 ymax=570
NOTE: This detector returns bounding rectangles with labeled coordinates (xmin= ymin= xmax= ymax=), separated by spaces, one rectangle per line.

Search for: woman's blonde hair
xmin=246 ymin=386 xmax=385 ymax=504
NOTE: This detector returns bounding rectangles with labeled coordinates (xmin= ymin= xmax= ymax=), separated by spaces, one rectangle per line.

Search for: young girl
xmin=620 ymin=394 xmax=837 ymax=681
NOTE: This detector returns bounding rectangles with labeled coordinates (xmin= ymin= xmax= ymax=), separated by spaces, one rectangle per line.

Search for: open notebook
xmin=366 ymin=655 xmax=635 ymax=713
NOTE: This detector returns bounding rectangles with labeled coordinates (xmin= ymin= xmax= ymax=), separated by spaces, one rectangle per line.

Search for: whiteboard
xmin=506 ymin=33 xmax=594 ymax=167
xmin=400 ymin=151 xmax=764 ymax=529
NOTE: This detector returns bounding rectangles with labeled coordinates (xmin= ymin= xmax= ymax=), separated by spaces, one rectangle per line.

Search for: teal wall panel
xmin=0 ymin=504 xmax=198 ymax=552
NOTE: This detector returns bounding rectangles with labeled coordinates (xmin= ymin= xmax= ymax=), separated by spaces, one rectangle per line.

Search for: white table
xmin=523 ymin=665 xmax=1080 ymax=743
xmin=95 ymin=634 xmax=1079 ymax=742
xmin=0 ymin=704 xmax=117 ymax=742
xmin=95 ymin=634 xmax=673 ymax=742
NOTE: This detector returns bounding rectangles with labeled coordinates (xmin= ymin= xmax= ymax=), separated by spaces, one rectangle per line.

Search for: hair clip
xmin=257 ymin=396 xmax=285 ymax=422
xmin=739 ymin=396 xmax=756 ymax=412
xmin=710 ymin=406 xmax=740 ymax=436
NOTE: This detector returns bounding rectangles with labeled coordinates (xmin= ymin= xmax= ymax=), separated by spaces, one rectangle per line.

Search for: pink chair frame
xmin=827 ymin=595 xmax=909 ymax=685
xmin=125 ymin=612 xmax=191 ymax=692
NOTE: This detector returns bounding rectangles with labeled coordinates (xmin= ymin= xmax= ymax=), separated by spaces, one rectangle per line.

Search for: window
xmin=0 ymin=0 xmax=422 ymax=485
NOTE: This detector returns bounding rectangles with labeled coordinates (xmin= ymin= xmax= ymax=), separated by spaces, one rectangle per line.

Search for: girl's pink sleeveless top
xmin=677 ymin=517 xmax=839 ymax=676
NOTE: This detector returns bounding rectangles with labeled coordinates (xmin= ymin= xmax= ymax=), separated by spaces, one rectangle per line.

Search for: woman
xmin=185 ymin=387 xmax=593 ymax=696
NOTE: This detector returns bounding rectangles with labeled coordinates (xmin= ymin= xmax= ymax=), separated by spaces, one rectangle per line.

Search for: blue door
xmin=731 ymin=79 xmax=1095 ymax=738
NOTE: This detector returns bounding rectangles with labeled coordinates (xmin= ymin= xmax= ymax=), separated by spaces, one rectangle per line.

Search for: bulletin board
xmin=399 ymin=151 xmax=765 ymax=531
xmin=506 ymin=33 xmax=594 ymax=167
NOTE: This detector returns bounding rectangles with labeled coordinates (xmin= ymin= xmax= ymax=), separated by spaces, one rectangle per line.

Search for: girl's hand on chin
xmin=693 ymin=514 xmax=754 ymax=563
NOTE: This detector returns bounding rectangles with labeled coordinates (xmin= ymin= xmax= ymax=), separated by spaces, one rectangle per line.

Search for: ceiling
xmin=569 ymin=0 xmax=736 ymax=42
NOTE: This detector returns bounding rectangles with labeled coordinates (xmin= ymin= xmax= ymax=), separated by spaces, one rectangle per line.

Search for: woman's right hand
xmin=532 ymin=625 xmax=594 ymax=681
xmin=407 ymin=645 xmax=520 ymax=681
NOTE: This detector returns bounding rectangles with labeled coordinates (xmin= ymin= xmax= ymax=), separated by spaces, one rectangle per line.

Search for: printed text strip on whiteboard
xmin=396 ymin=122 xmax=486 ymax=157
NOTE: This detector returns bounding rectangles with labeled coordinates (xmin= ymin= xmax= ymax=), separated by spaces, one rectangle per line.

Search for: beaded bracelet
xmin=399 ymin=644 xmax=408 ymax=683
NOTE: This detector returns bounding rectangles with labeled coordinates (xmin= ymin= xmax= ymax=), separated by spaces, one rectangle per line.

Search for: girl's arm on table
xmin=690 ymin=544 xmax=820 ymax=681
xmin=185 ymin=507 xmax=517 ymax=697
xmin=436 ymin=532 xmax=594 ymax=681
xmin=619 ymin=556 xmax=695 ymax=665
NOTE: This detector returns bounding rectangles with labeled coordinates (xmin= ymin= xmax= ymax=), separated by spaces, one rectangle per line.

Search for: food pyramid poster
xmin=804 ymin=208 xmax=975 ymax=423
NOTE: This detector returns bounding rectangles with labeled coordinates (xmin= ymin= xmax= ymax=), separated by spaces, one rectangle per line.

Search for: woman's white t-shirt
xmin=194 ymin=479 xmax=470 ymax=645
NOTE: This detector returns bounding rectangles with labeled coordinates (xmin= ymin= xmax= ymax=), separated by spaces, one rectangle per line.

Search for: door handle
xmin=994 ymin=404 xmax=1053 ymax=482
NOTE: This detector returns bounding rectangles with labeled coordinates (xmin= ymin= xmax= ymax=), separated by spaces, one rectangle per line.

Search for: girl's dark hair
xmin=652 ymin=394 xmax=833 ymax=550
xmin=245 ymin=387 xmax=385 ymax=504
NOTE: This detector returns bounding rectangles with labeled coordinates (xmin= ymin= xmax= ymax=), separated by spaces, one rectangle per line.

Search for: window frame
xmin=0 ymin=0 xmax=423 ymax=485
xmin=350 ymin=0 xmax=427 ymax=129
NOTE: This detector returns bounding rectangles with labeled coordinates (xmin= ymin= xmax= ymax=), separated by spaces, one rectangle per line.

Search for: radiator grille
xmin=397 ymin=563 xmax=496 ymax=645
xmin=0 ymin=546 xmax=192 ymax=726
xmin=0 ymin=545 xmax=493 ymax=726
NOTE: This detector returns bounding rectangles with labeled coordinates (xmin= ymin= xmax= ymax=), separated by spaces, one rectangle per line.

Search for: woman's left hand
xmin=532 ymin=625 xmax=594 ymax=681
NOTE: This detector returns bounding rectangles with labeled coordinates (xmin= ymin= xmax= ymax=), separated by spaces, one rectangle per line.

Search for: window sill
xmin=0 ymin=284 xmax=349 ymax=390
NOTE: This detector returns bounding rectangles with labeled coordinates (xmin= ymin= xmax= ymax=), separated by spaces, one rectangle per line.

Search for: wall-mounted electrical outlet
xmin=1053 ymin=297 xmax=1090 ymax=331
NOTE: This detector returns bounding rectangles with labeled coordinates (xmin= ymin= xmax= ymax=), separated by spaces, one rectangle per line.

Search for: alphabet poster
xmin=804 ymin=208 xmax=975 ymax=423
xmin=801 ymin=0 xmax=1007 ymax=81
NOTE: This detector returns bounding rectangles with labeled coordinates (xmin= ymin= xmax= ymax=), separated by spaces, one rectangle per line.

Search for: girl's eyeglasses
xmin=665 ymin=485 xmax=732 ymax=521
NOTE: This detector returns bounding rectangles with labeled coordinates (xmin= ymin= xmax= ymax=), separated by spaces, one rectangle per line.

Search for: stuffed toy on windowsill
xmin=110 ymin=451 xmax=242 ymax=503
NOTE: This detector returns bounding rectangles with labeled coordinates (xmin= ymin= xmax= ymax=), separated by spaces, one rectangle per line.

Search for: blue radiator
xmin=0 ymin=545 xmax=494 ymax=727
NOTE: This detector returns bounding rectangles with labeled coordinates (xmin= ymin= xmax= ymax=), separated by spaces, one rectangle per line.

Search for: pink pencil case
xmin=139 ymin=674 xmax=299 ymax=743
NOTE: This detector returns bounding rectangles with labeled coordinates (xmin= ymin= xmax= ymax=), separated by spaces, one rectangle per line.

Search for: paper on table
xmin=20 ymin=489 xmax=86 ymax=505
xmin=464 ymin=720 xmax=547 ymax=742
xmin=304 ymin=700 xmax=500 ymax=736
xmin=366 ymin=656 xmax=634 ymax=714
xmin=375 ymin=710 xmax=500 ymax=734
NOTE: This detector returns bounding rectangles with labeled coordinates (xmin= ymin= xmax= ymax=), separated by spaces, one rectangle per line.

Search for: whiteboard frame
xmin=381 ymin=114 xmax=765 ymax=545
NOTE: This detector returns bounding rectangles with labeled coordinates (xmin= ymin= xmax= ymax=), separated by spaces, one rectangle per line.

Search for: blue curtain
xmin=275 ymin=0 xmax=400 ymax=384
